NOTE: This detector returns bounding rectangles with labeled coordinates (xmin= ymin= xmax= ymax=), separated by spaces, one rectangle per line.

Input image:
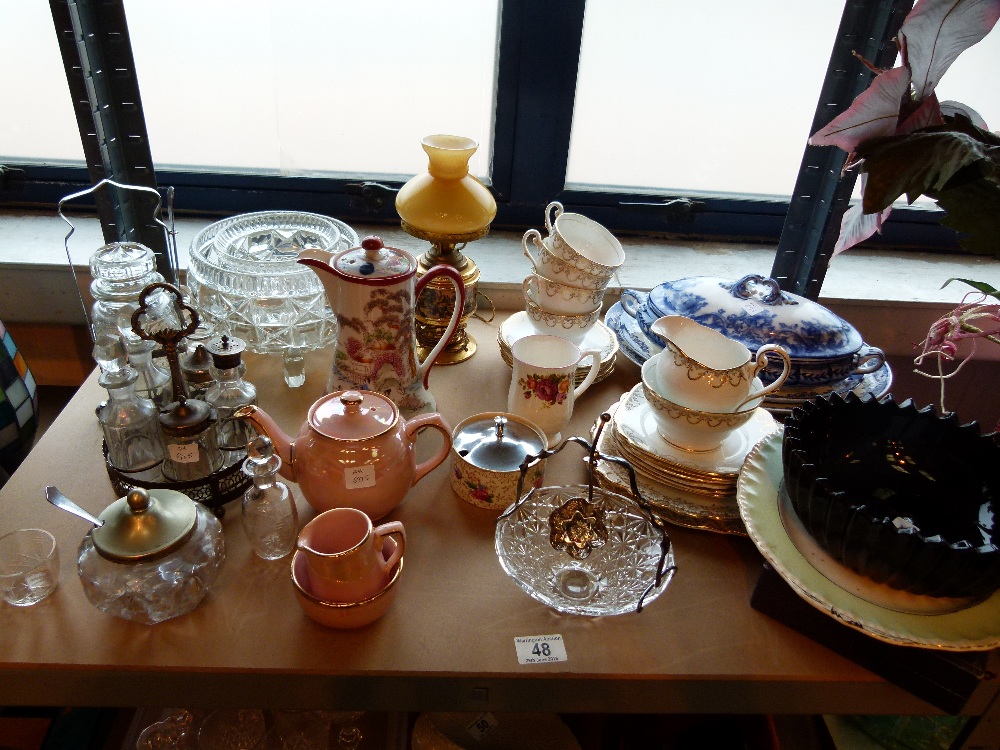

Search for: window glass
xmin=125 ymin=0 xmax=500 ymax=178
xmin=0 ymin=2 xmax=85 ymax=164
xmin=567 ymin=2 xmax=842 ymax=197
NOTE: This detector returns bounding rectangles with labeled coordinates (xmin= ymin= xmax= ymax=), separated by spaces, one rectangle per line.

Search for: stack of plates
xmin=592 ymin=385 xmax=780 ymax=535
xmin=498 ymin=311 xmax=618 ymax=385
xmin=604 ymin=302 xmax=893 ymax=417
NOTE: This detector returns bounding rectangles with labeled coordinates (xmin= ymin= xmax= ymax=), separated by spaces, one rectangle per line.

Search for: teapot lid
xmin=309 ymin=390 xmax=398 ymax=441
xmin=92 ymin=487 xmax=197 ymax=562
xmin=452 ymin=413 xmax=546 ymax=472
xmin=331 ymin=236 xmax=416 ymax=282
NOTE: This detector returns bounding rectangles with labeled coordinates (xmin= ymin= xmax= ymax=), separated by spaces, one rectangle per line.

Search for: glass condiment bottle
xmin=98 ymin=366 xmax=166 ymax=472
xmin=241 ymin=436 xmax=298 ymax=560
xmin=89 ymin=241 xmax=164 ymax=345
xmin=204 ymin=335 xmax=257 ymax=457
xmin=92 ymin=334 xmax=127 ymax=376
xmin=117 ymin=305 xmax=172 ymax=409
xmin=179 ymin=343 xmax=215 ymax=402
xmin=158 ymin=397 xmax=224 ymax=482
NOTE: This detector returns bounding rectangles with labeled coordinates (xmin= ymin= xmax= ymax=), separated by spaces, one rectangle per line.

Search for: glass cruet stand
xmin=204 ymin=334 xmax=257 ymax=458
xmin=241 ymin=436 xmax=298 ymax=560
xmin=98 ymin=365 xmax=166 ymax=473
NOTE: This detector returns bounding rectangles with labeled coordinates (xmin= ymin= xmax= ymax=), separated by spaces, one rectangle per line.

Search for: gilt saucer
xmin=612 ymin=385 xmax=780 ymax=477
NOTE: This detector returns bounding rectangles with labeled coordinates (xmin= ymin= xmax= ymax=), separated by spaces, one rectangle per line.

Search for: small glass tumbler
xmin=0 ymin=528 xmax=59 ymax=606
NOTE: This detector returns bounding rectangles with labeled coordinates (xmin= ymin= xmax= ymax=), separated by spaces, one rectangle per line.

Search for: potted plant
xmin=810 ymin=0 xmax=1000 ymax=421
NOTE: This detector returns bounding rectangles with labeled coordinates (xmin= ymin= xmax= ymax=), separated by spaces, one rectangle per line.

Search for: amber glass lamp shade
xmin=396 ymin=135 xmax=496 ymax=241
xmin=396 ymin=135 xmax=497 ymax=364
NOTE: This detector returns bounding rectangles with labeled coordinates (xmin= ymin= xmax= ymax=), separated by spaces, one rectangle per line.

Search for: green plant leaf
xmin=933 ymin=175 xmax=1000 ymax=255
xmin=856 ymin=131 xmax=993 ymax=212
xmin=943 ymin=277 xmax=1000 ymax=301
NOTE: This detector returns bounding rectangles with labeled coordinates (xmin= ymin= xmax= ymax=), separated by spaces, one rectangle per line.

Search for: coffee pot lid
xmin=332 ymin=236 xmax=416 ymax=281
xmin=453 ymin=413 xmax=546 ymax=472
xmin=92 ymin=487 xmax=197 ymax=561
xmin=309 ymin=390 xmax=398 ymax=441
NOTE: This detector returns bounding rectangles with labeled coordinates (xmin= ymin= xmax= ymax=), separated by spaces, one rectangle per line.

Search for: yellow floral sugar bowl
xmin=450 ymin=413 xmax=547 ymax=512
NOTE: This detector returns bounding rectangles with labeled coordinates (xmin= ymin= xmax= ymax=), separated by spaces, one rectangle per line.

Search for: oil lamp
xmin=396 ymin=135 xmax=497 ymax=363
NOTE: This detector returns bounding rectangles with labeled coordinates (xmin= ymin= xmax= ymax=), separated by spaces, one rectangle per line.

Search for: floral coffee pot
xmin=298 ymin=235 xmax=465 ymax=416
xmin=235 ymin=390 xmax=452 ymax=519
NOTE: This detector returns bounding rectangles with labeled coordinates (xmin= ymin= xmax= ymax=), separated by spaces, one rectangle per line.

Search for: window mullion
xmin=50 ymin=0 xmax=169 ymax=276
xmin=498 ymin=0 xmax=585 ymax=220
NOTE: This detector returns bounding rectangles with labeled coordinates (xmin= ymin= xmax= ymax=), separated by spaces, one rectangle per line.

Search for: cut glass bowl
xmin=782 ymin=393 xmax=1000 ymax=599
xmin=495 ymin=484 xmax=674 ymax=616
xmin=187 ymin=211 xmax=359 ymax=357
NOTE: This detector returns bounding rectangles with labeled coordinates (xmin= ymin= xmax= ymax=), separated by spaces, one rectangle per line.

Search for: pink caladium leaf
xmin=897 ymin=92 xmax=945 ymax=133
xmin=900 ymin=0 xmax=1000 ymax=100
xmin=832 ymin=174 xmax=895 ymax=256
xmin=809 ymin=66 xmax=911 ymax=153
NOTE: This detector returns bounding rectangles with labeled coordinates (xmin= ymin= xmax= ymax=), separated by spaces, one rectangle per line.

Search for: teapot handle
xmin=404 ymin=412 xmax=453 ymax=486
xmin=414 ymin=265 xmax=466 ymax=388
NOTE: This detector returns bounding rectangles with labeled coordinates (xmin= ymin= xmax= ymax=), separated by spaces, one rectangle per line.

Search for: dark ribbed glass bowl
xmin=782 ymin=393 xmax=1000 ymax=599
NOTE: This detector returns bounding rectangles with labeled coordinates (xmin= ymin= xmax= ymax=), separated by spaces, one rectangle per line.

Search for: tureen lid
xmin=641 ymin=274 xmax=863 ymax=359
xmin=331 ymin=236 xmax=416 ymax=281
xmin=453 ymin=413 xmax=546 ymax=472
xmin=309 ymin=390 xmax=398 ymax=441
xmin=92 ymin=487 xmax=198 ymax=562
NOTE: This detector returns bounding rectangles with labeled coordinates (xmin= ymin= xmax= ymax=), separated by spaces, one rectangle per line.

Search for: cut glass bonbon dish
xmin=495 ymin=423 xmax=675 ymax=616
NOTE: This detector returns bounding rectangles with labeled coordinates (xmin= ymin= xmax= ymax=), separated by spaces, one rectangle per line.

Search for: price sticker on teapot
xmin=514 ymin=634 xmax=567 ymax=664
xmin=167 ymin=443 xmax=200 ymax=464
xmin=740 ymin=298 xmax=765 ymax=316
xmin=344 ymin=465 xmax=376 ymax=490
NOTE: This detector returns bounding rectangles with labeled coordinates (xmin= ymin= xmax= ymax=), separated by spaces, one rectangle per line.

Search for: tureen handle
xmin=728 ymin=275 xmax=793 ymax=306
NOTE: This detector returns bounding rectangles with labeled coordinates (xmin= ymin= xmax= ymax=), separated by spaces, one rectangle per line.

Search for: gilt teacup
xmin=543 ymin=201 xmax=624 ymax=278
xmin=641 ymin=356 xmax=760 ymax=451
xmin=525 ymin=298 xmax=602 ymax=346
xmin=522 ymin=230 xmax=611 ymax=291
xmin=523 ymin=273 xmax=605 ymax=316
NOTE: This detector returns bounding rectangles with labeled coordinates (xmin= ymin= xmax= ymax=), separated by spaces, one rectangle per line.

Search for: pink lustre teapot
xmin=235 ymin=390 xmax=452 ymax=519
xmin=298 ymin=235 xmax=465 ymax=417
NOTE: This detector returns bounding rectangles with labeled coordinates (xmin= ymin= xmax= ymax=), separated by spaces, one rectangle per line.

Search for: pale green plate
xmin=737 ymin=430 xmax=1000 ymax=651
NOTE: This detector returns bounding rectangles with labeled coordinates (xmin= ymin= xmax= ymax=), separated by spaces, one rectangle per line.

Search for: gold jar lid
xmin=92 ymin=488 xmax=198 ymax=562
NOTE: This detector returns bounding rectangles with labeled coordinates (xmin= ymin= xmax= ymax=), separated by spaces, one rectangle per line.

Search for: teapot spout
xmin=233 ymin=405 xmax=296 ymax=482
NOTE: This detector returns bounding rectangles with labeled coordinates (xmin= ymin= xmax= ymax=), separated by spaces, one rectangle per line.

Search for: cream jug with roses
xmin=507 ymin=335 xmax=601 ymax=445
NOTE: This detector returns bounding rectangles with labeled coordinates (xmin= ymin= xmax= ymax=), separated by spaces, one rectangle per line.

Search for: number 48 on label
xmin=514 ymin=634 xmax=568 ymax=664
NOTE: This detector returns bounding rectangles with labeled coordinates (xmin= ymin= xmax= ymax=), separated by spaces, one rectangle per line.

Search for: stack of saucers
xmin=498 ymin=313 xmax=618 ymax=385
xmin=499 ymin=201 xmax=623 ymax=384
xmin=592 ymin=341 xmax=781 ymax=535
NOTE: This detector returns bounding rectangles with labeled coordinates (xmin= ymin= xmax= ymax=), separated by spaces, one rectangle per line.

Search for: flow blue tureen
xmin=617 ymin=275 xmax=884 ymax=387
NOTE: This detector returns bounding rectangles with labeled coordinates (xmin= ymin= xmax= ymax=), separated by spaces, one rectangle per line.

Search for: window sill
xmin=2 ymin=209 xmax=999 ymax=360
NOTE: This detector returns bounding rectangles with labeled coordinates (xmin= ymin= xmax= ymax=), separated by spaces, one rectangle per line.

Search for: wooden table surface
xmin=0 ymin=313 xmax=994 ymax=716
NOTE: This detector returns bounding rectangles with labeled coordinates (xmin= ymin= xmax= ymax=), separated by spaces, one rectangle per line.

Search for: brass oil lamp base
xmin=408 ymin=226 xmax=488 ymax=365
